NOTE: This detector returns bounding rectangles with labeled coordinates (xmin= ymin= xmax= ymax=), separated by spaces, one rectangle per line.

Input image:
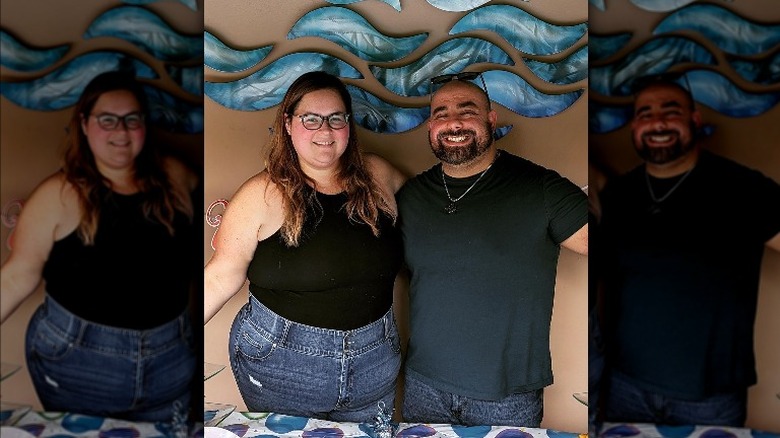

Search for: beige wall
xmin=589 ymin=1 xmax=780 ymax=432
xmin=0 ymin=0 xmax=203 ymax=411
xmin=203 ymin=0 xmax=588 ymax=433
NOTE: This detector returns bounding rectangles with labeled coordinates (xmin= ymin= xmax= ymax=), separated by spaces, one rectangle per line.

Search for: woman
xmin=204 ymin=71 xmax=406 ymax=421
xmin=0 ymin=71 xmax=199 ymax=426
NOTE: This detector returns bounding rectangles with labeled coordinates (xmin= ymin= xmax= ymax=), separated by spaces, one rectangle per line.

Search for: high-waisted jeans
xmin=229 ymin=295 xmax=401 ymax=422
xmin=25 ymin=294 xmax=196 ymax=426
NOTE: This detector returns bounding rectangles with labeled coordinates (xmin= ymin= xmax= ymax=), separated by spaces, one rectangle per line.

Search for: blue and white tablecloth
xmin=206 ymin=412 xmax=586 ymax=438
xmin=598 ymin=422 xmax=780 ymax=438
xmin=1 ymin=410 xmax=203 ymax=437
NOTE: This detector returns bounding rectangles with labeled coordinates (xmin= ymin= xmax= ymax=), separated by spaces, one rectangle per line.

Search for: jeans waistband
xmin=42 ymin=294 xmax=190 ymax=350
xmin=247 ymin=294 xmax=394 ymax=355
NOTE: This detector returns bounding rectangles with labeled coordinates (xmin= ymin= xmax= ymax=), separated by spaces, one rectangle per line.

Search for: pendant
xmin=445 ymin=202 xmax=457 ymax=214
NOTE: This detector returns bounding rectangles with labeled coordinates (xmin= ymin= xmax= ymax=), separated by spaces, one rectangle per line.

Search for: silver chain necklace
xmin=645 ymin=166 xmax=693 ymax=214
xmin=442 ymin=151 xmax=500 ymax=214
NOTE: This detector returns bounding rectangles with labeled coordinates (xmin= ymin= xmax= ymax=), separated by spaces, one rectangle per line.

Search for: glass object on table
xmin=204 ymin=401 xmax=236 ymax=427
xmin=204 ymin=362 xmax=226 ymax=381
xmin=572 ymin=391 xmax=588 ymax=406
xmin=0 ymin=363 xmax=21 ymax=382
xmin=0 ymin=401 xmax=32 ymax=426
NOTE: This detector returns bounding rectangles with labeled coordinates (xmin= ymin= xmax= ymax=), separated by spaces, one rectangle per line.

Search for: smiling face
xmin=631 ymin=83 xmax=701 ymax=165
xmin=80 ymin=89 xmax=146 ymax=174
xmin=285 ymin=88 xmax=350 ymax=174
xmin=428 ymin=80 xmax=497 ymax=167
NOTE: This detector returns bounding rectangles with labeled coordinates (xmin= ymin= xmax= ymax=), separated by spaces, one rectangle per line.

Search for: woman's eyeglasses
xmin=294 ymin=112 xmax=350 ymax=130
xmin=91 ymin=112 xmax=145 ymax=131
xmin=429 ymin=72 xmax=491 ymax=108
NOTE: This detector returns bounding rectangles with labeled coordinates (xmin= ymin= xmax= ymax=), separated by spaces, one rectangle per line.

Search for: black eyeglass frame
xmin=429 ymin=72 xmax=492 ymax=109
xmin=291 ymin=112 xmax=351 ymax=131
xmin=89 ymin=112 xmax=146 ymax=131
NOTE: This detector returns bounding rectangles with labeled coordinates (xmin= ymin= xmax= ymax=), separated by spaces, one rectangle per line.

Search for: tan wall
xmin=202 ymin=0 xmax=588 ymax=433
xmin=589 ymin=2 xmax=780 ymax=432
xmin=0 ymin=0 xmax=203 ymax=410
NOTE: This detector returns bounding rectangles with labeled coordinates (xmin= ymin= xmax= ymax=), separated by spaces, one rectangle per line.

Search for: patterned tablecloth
xmin=0 ymin=410 xmax=203 ymax=437
xmin=598 ymin=422 xmax=780 ymax=438
xmin=207 ymin=411 xmax=587 ymax=438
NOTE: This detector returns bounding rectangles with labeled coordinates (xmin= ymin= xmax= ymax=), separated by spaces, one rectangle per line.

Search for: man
xmin=396 ymin=74 xmax=588 ymax=426
xmin=596 ymin=75 xmax=780 ymax=426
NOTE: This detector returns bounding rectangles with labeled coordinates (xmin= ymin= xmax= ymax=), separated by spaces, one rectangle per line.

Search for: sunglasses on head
xmin=429 ymin=72 xmax=491 ymax=108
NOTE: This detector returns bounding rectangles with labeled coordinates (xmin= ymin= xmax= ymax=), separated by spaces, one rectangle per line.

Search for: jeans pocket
xmin=234 ymin=321 xmax=277 ymax=362
xmin=30 ymin=319 xmax=75 ymax=361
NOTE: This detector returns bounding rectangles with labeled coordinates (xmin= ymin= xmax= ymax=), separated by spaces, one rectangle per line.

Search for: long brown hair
xmin=62 ymin=70 xmax=192 ymax=245
xmin=265 ymin=71 xmax=394 ymax=247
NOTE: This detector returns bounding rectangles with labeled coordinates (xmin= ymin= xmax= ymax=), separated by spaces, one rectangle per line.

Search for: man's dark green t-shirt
xmin=397 ymin=150 xmax=587 ymax=400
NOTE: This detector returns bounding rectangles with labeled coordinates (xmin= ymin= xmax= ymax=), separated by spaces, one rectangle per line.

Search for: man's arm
xmin=561 ymin=223 xmax=588 ymax=256
xmin=766 ymin=232 xmax=780 ymax=253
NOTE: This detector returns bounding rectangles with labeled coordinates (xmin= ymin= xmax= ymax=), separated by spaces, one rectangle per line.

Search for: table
xmin=1 ymin=410 xmax=203 ymax=437
xmin=598 ymin=422 xmax=780 ymax=437
xmin=207 ymin=411 xmax=587 ymax=437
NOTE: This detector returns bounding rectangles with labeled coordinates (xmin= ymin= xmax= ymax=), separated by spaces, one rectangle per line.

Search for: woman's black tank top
xmin=247 ymin=190 xmax=403 ymax=330
xmin=42 ymin=191 xmax=195 ymax=329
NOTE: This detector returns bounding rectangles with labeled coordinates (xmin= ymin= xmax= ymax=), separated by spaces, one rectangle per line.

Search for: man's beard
xmin=429 ymin=123 xmax=493 ymax=166
xmin=633 ymin=123 xmax=697 ymax=164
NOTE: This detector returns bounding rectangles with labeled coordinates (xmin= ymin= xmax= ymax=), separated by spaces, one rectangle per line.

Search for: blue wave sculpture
xmin=483 ymin=70 xmax=583 ymax=117
xmin=588 ymin=102 xmax=633 ymax=134
xmin=204 ymin=31 xmax=272 ymax=73
xmin=347 ymin=85 xmax=429 ymax=134
xmin=370 ymin=37 xmax=514 ymax=97
xmin=122 ymin=0 xmax=199 ymax=11
xmin=166 ymin=65 xmax=203 ymax=96
xmin=324 ymin=0 xmax=401 ymax=12
xmin=654 ymin=5 xmax=780 ymax=55
xmin=589 ymin=33 xmax=632 ymax=63
xmin=483 ymin=70 xmax=584 ymax=118
xmin=0 ymin=30 xmax=70 ymax=72
xmin=427 ymin=0 xmax=491 ymax=12
xmin=729 ymin=51 xmax=780 ymax=86
xmin=589 ymin=36 xmax=715 ymax=97
xmin=145 ymin=86 xmax=203 ymax=134
xmin=631 ymin=0 xmax=696 ymax=12
xmin=0 ymin=52 xmax=157 ymax=111
xmin=83 ymin=6 xmax=202 ymax=62
xmin=288 ymin=7 xmax=427 ymax=63
xmin=450 ymin=5 xmax=587 ymax=56
xmin=589 ymin=0 xmax=606 ymax=12
xmin=204 ymin=52 xmax=363 ymax=111
xmin=494 ymin=124 xmax=513 ymax=140
xmin=686 ymin=70 xmax=780 ymax=117
xmin=525 ymin=46 xmax=588 ymax=85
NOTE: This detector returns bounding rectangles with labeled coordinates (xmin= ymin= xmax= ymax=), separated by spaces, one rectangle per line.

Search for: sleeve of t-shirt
xmin=542 ymin=170 xmax=588 ymax=244
xmin=750 ymin=170 xmax=780 ymax=243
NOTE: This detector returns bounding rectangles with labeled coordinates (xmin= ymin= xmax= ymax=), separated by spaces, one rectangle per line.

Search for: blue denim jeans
xmin=603 ymin=371 xmax=747 ymax=426
xmin=25 ymin=294 xmax=196 ymax=424
xmin=229 ymin=295 xmax=401 ymax=422
xmin=402 ymin=372 xmax=543 ymax=427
